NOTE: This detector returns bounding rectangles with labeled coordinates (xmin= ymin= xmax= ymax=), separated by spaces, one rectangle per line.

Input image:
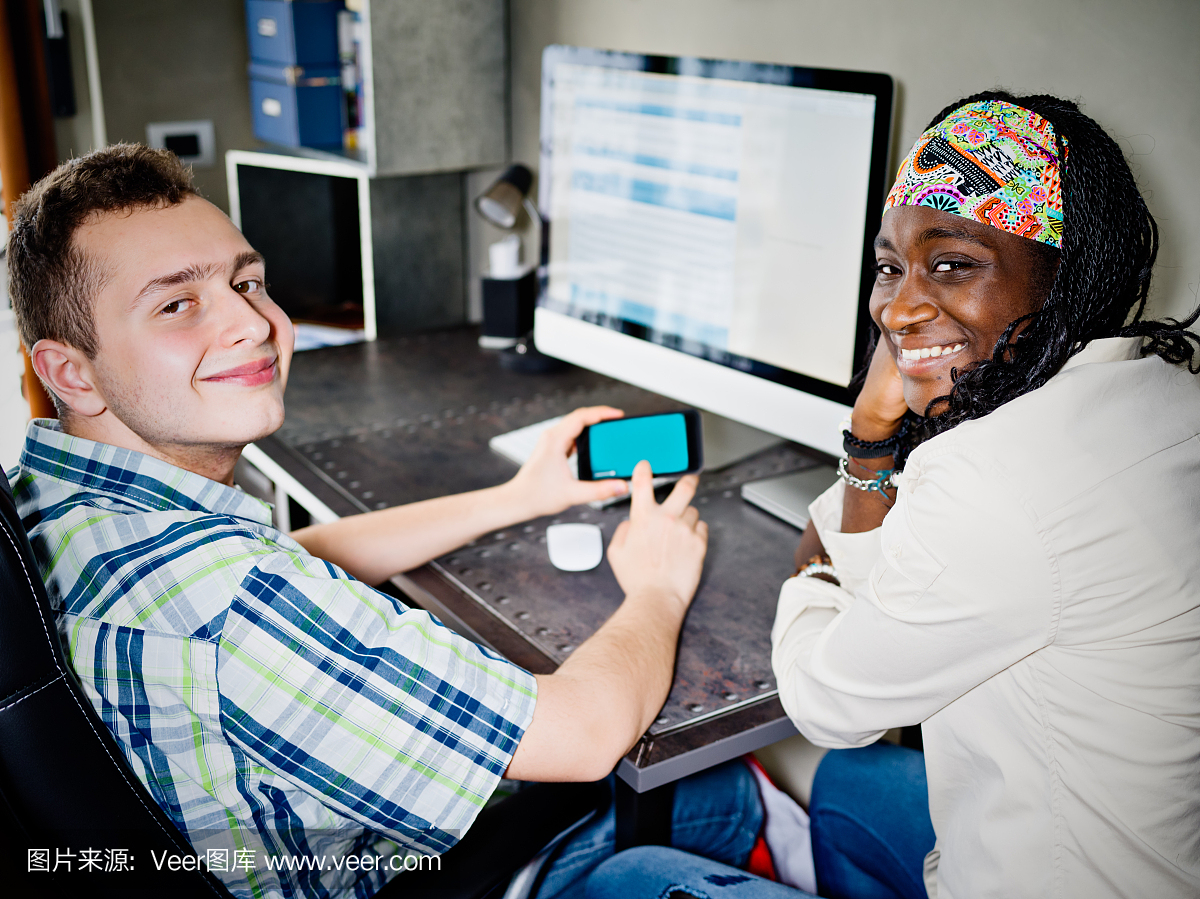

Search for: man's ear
xmin=29 ymin=339 xmax=107 ymax=418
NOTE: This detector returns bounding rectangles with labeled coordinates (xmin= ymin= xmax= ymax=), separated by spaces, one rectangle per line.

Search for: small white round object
xmin=545 ymin=523 xmax=604 ymax=571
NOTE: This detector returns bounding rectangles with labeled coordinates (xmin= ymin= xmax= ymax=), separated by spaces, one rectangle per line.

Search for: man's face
xmin=74 ymin=196 xmax=294 ymax=461
xmin=869 ymin=205 xmax=1050 ymax=416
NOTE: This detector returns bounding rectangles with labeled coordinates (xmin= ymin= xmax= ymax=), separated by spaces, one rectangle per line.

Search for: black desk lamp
xmin=473 ymin=165 xmax=563 ymax=373
xmin=475 ymin=163 xmax=536 ymax=231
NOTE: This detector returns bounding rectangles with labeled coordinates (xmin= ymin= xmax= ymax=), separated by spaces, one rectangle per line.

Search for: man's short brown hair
xmin=7 ymin=143 xmax=198 ymax=360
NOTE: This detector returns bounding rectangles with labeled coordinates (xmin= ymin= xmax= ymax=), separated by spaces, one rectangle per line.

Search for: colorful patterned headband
xmin=884 ymin=100 xmax=1066 ymax=248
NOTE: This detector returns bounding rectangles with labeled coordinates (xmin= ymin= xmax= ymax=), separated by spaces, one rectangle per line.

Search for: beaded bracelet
xmin=795 ymin=553 xmax=839 ymax=584
xmin=837 ymin=456 xmax=900 ymax=494
xmin=842 ymin=417 xmax=909 ymax=459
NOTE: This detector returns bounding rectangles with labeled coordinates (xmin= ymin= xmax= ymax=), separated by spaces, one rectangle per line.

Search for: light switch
xmin=146 ymin=119 xmax=216 ymax=168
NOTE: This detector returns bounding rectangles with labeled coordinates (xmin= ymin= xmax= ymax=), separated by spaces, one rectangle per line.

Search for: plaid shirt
xmin=10 ymin=421 xmax=537 ymax=899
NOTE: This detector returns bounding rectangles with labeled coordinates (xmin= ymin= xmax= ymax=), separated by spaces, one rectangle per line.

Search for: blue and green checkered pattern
xmin=10 ymin=422 xmax=537 ymax=899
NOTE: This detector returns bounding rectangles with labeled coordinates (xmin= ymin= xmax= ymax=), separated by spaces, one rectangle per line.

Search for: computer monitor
xmin=533 ymin=46 xmax=893 ymax=461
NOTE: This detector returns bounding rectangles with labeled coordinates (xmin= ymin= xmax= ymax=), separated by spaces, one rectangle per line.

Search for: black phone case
xmin=576 ymin=410 xmax=703 ymax=480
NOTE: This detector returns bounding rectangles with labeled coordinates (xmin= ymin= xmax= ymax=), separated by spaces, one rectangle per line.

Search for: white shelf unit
xmin=227 ymin=148 xmax=379 ymax=340
xmin=226 ymin=1 xmax=508 ymax=341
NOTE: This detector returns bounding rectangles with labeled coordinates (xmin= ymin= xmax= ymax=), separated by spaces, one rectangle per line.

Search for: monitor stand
xmin=698 ymin=411 xmax=781 ymax=468
xmin=740 ymin=467 xmax=838 ymax=530
xmin=700 ymin=411 xmax=836 ymax=530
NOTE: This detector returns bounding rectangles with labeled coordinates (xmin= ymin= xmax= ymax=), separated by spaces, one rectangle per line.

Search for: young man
xmin=6 ymin=145 xmax=764 ymax=898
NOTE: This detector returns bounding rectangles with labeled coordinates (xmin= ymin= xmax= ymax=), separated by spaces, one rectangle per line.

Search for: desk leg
xmin=614 ymin=778 xmax=676 ymax=852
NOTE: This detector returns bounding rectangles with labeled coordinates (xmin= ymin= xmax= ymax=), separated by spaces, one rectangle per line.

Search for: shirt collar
xmin=1059 ymin=335 xmax=1143 ymax=373
xmin=19 ymin=420 xmax=274 ymax=526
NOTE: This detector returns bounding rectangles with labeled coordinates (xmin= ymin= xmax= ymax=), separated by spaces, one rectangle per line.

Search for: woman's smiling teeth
xmin=900 ymin=343 xmax=964 ymax=361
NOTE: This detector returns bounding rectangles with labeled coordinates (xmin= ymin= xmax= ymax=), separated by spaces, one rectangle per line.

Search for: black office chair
xmin=0 ymin=477 xmax=605 ymax=898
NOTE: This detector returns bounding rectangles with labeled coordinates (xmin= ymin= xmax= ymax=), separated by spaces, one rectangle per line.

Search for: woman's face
xmin=870 ymin=205 xmax=1052 ymax=416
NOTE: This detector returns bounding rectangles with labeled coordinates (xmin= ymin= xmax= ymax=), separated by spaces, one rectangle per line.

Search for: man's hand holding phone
xmin=507 ymin=406 xmax=629 ymax=519
xmin=576 ymin=410 xmax=703 ymax=480
xmin=608 ymin=460 xmax=708 ymax=614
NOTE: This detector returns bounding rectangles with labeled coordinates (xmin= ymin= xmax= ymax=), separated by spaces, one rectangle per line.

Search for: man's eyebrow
xmin=233 ymin=250 xmax=266 ymax=272
xmin=130 ymin=263 xmax=222 ymax=308
xmin=129 ymin=251 xmax=266 ymax=309
xmin=916 ymin=225 xmax=992 ymax=249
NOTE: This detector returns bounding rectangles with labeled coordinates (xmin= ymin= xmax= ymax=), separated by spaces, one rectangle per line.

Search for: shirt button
xmin=890 ymin=545 xmax=902 ymax=559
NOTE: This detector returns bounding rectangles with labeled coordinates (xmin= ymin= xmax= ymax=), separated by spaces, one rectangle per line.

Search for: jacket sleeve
xmin=771 ymin=447 xmax=1057 ymax=748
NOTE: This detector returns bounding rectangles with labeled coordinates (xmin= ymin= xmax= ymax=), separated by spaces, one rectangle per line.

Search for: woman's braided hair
xmin=888 ymin=90 xmax=1200 ymax=466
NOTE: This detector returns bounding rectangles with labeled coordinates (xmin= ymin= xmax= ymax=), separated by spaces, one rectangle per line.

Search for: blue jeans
xmin=584 ymin=743 xmax=935 ymax=899
xmin=810 ymin=742 xmax=935 ymax=899
xmin=534 ymin=759 xmax=764 ymax=899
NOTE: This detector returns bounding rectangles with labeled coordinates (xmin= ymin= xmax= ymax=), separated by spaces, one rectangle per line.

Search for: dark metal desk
xmin=253 ymin=328 xmax=819 ymax=798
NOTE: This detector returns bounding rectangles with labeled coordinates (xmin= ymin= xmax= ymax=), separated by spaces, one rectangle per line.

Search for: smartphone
xmin=576 ymin=410 xmax=703 ymax=480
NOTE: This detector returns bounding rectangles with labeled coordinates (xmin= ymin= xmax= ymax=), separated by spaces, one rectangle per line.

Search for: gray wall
xmin=509 ymin=0 xmax=1200 ymax=321
xmin=91 ymin=0 xmax=258 ymax=212
xmin=370 ymin=0 xmax=508 ymax=176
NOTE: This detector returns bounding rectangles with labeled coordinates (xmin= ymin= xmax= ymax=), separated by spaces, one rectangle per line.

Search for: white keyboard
xmin=489 ymin=416 xmax=573 ymax=473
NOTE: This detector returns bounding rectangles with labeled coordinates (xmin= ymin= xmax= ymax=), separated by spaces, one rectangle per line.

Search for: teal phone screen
xmin=588 ymin=414 xmax=689 ymax=478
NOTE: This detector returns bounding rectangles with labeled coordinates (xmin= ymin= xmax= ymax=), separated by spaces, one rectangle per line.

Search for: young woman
xmin=583 ymin=93 xmax=1200 ymax=899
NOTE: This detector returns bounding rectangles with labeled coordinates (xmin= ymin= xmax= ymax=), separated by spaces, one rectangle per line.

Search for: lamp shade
xmin=474 ymin=164 xmax=534 ymax=229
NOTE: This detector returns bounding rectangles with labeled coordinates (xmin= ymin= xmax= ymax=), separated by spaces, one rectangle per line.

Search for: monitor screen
xmin=534 ymin=47 xmax=893 ymax=456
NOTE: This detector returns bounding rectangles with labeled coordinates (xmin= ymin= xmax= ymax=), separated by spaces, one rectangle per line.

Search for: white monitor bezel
xmin=533 ymin=46 xmax=894 ymax=457
xmin=535 ymin=307 xmax=852 ymax=457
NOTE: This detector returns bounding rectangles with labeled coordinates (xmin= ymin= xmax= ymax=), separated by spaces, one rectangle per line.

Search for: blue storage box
xmin=249 ymin=62 xmax=343 ymax=148
xmin=246 ymin=0 xmax=342 ymax=67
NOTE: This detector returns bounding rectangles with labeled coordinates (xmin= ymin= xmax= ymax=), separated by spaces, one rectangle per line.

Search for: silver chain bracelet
xmin=837 ymin=456 xmax=900 ymax=493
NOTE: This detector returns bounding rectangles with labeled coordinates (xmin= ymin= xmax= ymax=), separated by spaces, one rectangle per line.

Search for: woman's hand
xmin=506 ymin=406 xmax=629 ymax=519
xmin=835 ymin=340 xmax=907 ymax=538
xmin=607 ymin=461 xmax=708 ymax=611
xmin=852 ymin=339 xmax=909 ymax=440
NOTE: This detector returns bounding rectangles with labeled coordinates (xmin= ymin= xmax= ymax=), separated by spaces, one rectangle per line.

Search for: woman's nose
xmin=879 ymin=274 xmax=938 ymax=333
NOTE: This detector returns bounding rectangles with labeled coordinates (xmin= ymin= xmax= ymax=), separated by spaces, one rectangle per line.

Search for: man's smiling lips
xmin=203 ymin=356 xmax=277 ymax=386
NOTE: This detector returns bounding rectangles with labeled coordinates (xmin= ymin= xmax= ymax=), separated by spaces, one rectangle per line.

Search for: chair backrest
xmin=0 ymin=476 xmax=233 ymax=897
